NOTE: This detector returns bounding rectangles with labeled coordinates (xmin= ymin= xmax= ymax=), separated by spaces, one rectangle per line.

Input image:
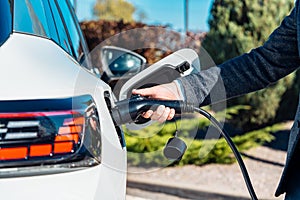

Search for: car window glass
xmin=0 ymin=0 xmax=12 ymax=46
xmin=56 ymin=0 xmax=84 ymax=62
xmin=42 ymin=0 xmax=59 ymax=44
xmin=14 ymin=0 xmax=50 ymax=37
xmin=48 ymin=0 xmax=72 ymax=54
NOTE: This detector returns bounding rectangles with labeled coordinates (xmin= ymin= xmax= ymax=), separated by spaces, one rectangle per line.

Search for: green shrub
xmin=125 ymin=119 xmax=280 ymax=167
xmin=229 ymin=73 xmax=295 ymax=131
xmin=203 ymin=0 xmax=295 ymax=130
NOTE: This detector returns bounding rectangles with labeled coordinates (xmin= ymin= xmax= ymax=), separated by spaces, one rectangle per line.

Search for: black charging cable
xmin=193 ymin=107 xmax=258 ymax=200
xmin=111 ymin=97 xmax=258 ymax=200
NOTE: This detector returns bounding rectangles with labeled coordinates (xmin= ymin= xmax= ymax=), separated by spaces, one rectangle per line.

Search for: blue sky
xmin=73 ymin=0 xmax=214 ymax=32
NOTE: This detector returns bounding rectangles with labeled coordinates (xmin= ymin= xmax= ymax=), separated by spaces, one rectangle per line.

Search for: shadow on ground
xmin=237 ymin=129 xmax=289 ymax=168
xmin=265 ymin=130 xmax=290 ymax=152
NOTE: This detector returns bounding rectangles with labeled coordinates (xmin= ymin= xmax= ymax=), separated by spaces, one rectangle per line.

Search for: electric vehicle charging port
xmin=104 ymin=91 xmax=126 ymax=148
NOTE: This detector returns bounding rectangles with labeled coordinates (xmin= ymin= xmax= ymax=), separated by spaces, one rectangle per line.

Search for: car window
xmin=12 ymin=0 xmax=91 ymax=69
xmin=14 ymin=0 xmax=50 ymax=37
xmin=0 ymin=0 xmax=12 ymax=46
xmin=56 ymin=0 xmax=85 ymax=63
xmin=48 ymin=0 xmax=73 ymax=54
xmin=42 ymin=0 xmax=59 ymax=45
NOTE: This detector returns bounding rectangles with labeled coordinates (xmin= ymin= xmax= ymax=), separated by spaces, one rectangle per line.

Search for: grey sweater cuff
xmin=173 ymin=80 xmax=186 ymax=101
xmin=176 ymin=66 xmax=224 ymax=107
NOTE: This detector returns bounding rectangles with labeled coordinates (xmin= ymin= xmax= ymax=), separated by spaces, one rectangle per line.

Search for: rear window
xmin=0 ymin=0 xmax=12 ymax=46
xmin=14 ymin=0 xmax=50 ymax=37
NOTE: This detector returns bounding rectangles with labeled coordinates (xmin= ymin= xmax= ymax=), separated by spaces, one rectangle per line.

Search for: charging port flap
xmin=118 ymin=48 xmax=200 ymax=129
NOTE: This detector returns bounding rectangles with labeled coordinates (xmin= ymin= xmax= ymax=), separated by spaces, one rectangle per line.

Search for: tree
xmin=93 ymin=0 xmax=135 ymax=22
xmin=203 ymin=0 xmax=294 ymax=64
xmin=202 ymin=0 xmax=295 ymax=129
xmin=136 ymin=8 xmax=148 ymax=23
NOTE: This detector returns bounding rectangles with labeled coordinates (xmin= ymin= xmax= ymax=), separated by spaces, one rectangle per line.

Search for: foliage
xmin=203 ymin=0 xmax=294 ymax=64
xmin=202 ymin=0 xmax=295 ymax=129
xmin=230 ymin=74 xmax=295 ymax=130
xmin=80 ymin=20 xmax=206 ymax=66
xmin=214 ymin=105 xmax=251 ymax=121
xmin=125 ymin=118 xmax=281 ymax=167
xmin=93 ymin=0 xmax=135 ymax=22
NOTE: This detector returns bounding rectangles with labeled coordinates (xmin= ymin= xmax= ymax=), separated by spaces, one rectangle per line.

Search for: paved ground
xmin=127 ymin=188 xmax=190 ymax=200
xmin=127 ymin=144 xmax=288 ymax=200
xmin=126 ymin=124 xmax=292 ymax=200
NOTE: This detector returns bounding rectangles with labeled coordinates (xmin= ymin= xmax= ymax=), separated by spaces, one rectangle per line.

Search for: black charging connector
xmin=111 ymin=95 xmax=194 ymax=126
xmin=110 ymin=96 xmax=258 ymax=200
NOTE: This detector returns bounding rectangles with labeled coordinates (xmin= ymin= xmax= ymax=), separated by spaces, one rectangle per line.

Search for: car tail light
xmin=0 ymin=95 xmax=101 ymax=176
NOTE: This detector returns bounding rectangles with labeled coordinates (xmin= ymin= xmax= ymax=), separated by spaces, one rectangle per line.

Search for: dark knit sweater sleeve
xmin=177 ymin=6 xmax=300 ymax=107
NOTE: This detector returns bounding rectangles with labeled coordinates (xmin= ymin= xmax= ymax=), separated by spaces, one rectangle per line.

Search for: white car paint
xmin=0 ymin=33 xmax=127 ymax=199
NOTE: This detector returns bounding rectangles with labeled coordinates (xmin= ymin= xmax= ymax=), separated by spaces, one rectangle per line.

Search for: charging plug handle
xmin=111 ymin=96 xmax=194 ymax=126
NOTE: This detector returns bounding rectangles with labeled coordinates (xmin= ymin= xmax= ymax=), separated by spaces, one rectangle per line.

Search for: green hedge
xmin=125 ymin=118 xmax=281 ymax=167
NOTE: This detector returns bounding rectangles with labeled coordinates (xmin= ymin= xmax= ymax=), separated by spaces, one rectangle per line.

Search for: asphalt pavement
xmin=126 ymin=145 xmax=288 ymax=200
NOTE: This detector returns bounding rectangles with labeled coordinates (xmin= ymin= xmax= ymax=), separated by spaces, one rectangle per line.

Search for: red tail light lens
xmin=0 ymin=111 xmax=83 ymax=161
xmin=30 ymin=144 xmax=52 ymax=157
xmin=0 ymin=147 xmax=27 ymax=160
xmin=0 ymin=95 xmax=101 ymax=174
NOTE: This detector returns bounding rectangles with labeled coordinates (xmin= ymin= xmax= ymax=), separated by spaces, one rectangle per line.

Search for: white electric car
xmin=0 ymin=0 xmax=127 ymax=199
xmin=0 ymin=0 xmax=201 ymax=199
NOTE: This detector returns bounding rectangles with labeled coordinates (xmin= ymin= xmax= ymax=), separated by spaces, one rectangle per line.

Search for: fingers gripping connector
xmin=111 ymin=95 xmax=196 ymax=126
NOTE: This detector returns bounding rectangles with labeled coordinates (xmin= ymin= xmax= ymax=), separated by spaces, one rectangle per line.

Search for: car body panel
xmin=0 ymin=33 xmax=126 ymax=199
xmin=0 ymin=165 xmax=126 ymax=199
xmin=0 ymin=33 xmax=102 ymax=100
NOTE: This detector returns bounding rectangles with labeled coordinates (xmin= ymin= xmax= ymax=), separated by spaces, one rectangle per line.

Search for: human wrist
xmin=172 ymin=80 xmax=186 ymax=101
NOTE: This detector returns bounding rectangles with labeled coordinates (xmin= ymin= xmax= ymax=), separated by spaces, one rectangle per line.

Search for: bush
xmin=80 ymin=20 xmax=206 ymax=67
xmin=228 ymin=73 xmax=295 ymax=131
xmin=203 ymin=0 xmax=295 ymax=129
xmin=125 ymin=118 xmax=280 ymax=167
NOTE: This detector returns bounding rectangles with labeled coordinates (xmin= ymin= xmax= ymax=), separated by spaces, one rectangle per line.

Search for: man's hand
xmin=132 ymin=82 xmax=183 ymax=123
